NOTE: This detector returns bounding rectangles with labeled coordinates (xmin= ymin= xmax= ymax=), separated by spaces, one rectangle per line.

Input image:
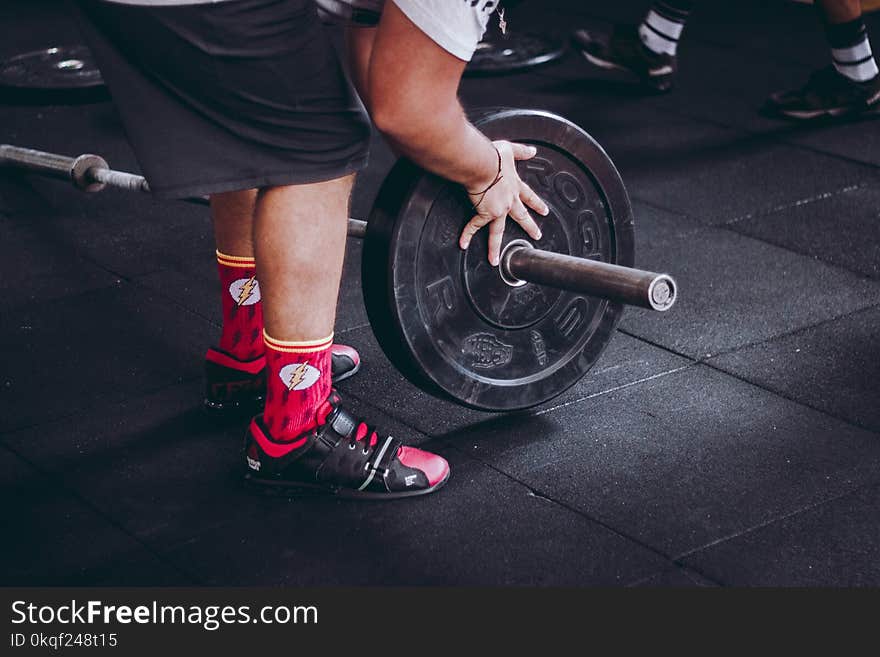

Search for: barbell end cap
xmin=71 ymin=153 xmax=108 ymax=193
xmin=648 ymin=275 xmax=677 ymax=312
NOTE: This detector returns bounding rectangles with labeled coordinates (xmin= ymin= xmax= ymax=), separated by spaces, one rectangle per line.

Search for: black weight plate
xmin=363 ymin=109 xmax=635 ymax=411
xmin=465 ymin=33 xmax=566 ymax=76
xmin=0 ymin=46 xmax=104 ymax=90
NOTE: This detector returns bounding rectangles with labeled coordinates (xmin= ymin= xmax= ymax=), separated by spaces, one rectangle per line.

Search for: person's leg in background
xmin=766 ymin=0 xmax=880 ymax=120
xmin=572 ymin=1 xmax=696 ymax=92
xmin=204 ymin=190 xmax=361 ymax=414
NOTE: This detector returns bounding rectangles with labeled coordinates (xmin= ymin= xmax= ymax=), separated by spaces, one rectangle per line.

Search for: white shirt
xmin=102 ymin=0 xmax=497 ymax=61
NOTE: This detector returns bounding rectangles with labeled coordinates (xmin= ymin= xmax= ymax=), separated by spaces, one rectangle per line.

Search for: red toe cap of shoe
xmin=331 ymin=344 xmax=360 ymax=367
xmin=397 ymin=446 xmax=450 ymax=487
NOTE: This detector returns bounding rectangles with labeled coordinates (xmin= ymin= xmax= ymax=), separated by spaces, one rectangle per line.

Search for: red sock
xmin=263 ymin=331 xmax=333 ymax=443
xmin=216 ymin=250 xmax=264 ymax=362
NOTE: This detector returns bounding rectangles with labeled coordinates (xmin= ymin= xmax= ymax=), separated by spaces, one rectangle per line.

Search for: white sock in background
xmin=638 ymin=1 xmax=694 ymax=57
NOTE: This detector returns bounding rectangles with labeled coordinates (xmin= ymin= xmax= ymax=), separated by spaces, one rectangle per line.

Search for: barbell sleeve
xmin=503 ymin=243 xmax=677 ymax=311
xmin=88 ymin=165 xmax=151 ymax=193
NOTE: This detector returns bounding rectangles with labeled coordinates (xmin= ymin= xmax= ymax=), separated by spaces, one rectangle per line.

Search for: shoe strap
xmin=315 ymin=406 xmax=358 ymax=449
xmin=319 ymin=405 xmax=402 ymax=475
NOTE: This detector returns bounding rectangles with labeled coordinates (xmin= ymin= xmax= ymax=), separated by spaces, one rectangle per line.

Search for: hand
xmin=460 ymin=140 xmax=550 ymax=266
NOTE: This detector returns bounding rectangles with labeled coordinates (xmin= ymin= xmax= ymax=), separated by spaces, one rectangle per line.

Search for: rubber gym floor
xmin=1 ymin=0 xmax=879 ymax=587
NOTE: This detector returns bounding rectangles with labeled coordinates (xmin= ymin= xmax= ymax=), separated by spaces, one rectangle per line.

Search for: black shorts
xmin=74 ymin=0 xmax=371 ymax=198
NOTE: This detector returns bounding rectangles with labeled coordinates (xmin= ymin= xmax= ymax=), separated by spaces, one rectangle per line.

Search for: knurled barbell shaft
xmin=0 ymin=143 xmax=674 ymax=310
xmin=0 ymin=144 xmax=369 ymax=238
xmin=0 ymin=144 xmax=82 ymax=179
xmin=504 ymin=244 xmax=677 ymax=311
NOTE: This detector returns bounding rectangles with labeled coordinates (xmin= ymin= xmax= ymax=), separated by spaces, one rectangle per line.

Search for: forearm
xmin=361 ymin=1 xmax=499 ymax=191
xmin=373 ymin=99 xmax=498 ymax=191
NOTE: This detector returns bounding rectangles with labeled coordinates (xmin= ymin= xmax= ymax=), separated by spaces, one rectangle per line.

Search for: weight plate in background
xmin=465 ymin=33 xmax=566 ymax=76
xmin=0 ymin=46 xmax=104 ymax=90
xmin=363 ymin=109 xmax=635 ymax=411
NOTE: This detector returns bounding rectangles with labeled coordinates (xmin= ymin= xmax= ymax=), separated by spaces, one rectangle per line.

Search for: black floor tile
xmin=628 ymin=566 xmax=718 ymax=588
xmin=640 ymin=43 xmax=814 ymax=136
xmin=0 ymin=285 xmax=209 ymax=433
xmin=725 ymin=184 xmax=880 ymax=280
xmin=537 ymin=21 xmax=814 ymax=132
xmin=2 ymin=378 xmax=666 ymax=586
xmin=682 ymin=483 xmax=880 ymax=586
xmin=0 ymin=223 xmax=119 ymax=311
xmin=450 ymin=365 xmax=880 ymax=556
xmin=620 ymin=209 xmax=880 ymax=359
xmin=781 ymin=116 xmax=880 ymax=169
xmin=685 ymin=0 xmax=831 ymax=69
xmin=0 ymin=446 xmax=188 ymax=585
xmin=1 ymin=173 xmax=215 ymax=280
xmin=164 ymin=447 xmax=668 ymax=586
xmin=709 ymin=306 xmax=880 ymax=432
xmin=489 ymin=97 xmax=880 ymax=225
xmin=1 ymin=102 xmax=135 ymax=175
xmin=622 ymin=128 xmax=879 ymax=225
xmin=1 ymin=381 xmax=435 ymax=554
xmin=3 ymin=0 xmax=879 ymax=587
xmin=336 ymin=323 xmax=690 ymax=437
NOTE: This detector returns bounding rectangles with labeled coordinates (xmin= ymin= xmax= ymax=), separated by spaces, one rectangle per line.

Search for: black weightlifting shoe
xmin=204 ymin=344 xmax=362 ymax=414
xmin=765 ymin=66 xmax=880 ymax=121
xmin=244 ymin=391 xmax=450 ymax=499
xmin=573 ymin=25 xmax=677 ymax=93
xmin=329 ymin=344 xmax=361 ymax=383
xmin=204 ymin=347 xmax=266 ymax=413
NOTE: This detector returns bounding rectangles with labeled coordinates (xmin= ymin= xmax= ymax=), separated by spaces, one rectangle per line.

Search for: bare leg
xmin=211 ymin=189 xmax=257 ymax=256
xmin=254 ymin=175 xmax=353 ymax=341
xmin=816 ymin=0 xmax=862 ymax=24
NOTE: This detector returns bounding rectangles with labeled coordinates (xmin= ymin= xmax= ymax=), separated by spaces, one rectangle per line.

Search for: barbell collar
xmin=503 ymin=242 xmax=677 ymax=312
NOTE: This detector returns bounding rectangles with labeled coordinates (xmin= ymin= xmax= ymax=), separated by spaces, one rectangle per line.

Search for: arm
xmin=355 ymin=2 xmax=548 ymax=264
xmin=364 ymin=2 xmax=498 ymax=189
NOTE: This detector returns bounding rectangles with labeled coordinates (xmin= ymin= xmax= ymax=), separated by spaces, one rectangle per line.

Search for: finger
xmin=460 ymin=214 xmax=488 ymax=250
xmin=509 ymin=142 xmax=538 ymax=161
xmin=487 ymin=216 xmax=506 ymax=266
xmin=520 ymin=180 xmax=549 ymax=216
xmin=509 ymin=199 xmax=542 ymax=242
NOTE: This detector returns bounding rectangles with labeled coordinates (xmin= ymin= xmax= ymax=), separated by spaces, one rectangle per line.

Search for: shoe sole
xmin=777 ymin=103 xmax=880 ymax=120
xmin=579 ymin=49 xmax=673 ymax=92
xmin=243 ymin=468 xmax=450 ymax=500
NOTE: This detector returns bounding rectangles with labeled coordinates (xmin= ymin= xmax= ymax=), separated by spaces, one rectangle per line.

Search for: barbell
xmin=0 ymin=108 xmax=678 ymax=410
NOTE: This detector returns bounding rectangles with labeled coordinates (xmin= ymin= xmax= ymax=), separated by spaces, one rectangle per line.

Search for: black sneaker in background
xmin=572 ymin=25 xmax=677 ymax=93
xmin=765 ymin=66 xmax=880 ymax=120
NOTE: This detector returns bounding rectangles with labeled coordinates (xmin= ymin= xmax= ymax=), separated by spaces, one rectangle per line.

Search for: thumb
xmin=509 ymin=142 xmax=538 ymax=160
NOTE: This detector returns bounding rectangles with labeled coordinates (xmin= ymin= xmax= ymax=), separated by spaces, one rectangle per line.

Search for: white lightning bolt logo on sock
xmin=279 ymin=363 xmax=321 ymax=391
xmin=229 ymin=276 xmax=261 ymax=306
